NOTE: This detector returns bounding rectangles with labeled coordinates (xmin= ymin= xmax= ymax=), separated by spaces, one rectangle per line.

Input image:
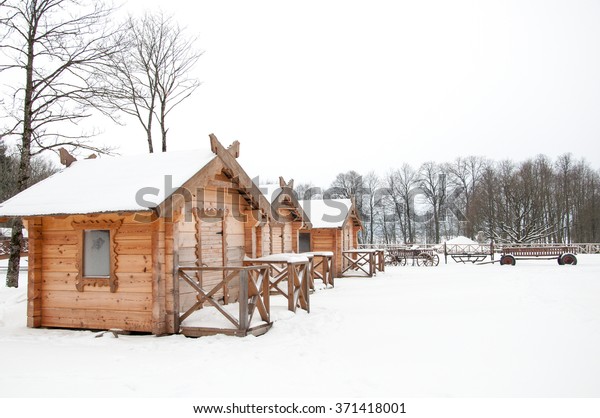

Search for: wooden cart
xmin=385 ymin=247 xmax=440 ymax=267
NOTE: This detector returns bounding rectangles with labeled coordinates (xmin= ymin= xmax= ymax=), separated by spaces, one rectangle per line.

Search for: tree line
xmin=297 ymin=154 xmax=600 ymax=245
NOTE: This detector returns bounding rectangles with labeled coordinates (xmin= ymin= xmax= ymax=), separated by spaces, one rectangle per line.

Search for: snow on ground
xmin=444 ymin=235 xmax=479 ymax=245
xmin=1 ymin=256 xmax=600 ymax=398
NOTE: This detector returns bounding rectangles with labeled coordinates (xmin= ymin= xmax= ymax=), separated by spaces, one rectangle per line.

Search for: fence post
xmin=262 ymin=266 xmax=270 ymax=316
xmin=444 ymin=242 xmax=447 ymax=264
xmin=287 ymin=262 xmax=295 ymax=311
xmin=238 ymin=269 xmax=249 ymax=332
xmin=173 ymin=253 xmax=180 ymax=333
xmin=303 ymin=261 xmax=310 ymax=313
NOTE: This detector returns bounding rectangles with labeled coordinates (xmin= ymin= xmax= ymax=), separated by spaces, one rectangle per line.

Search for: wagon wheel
xmin=500 ymin=254 xmax=516 ymax=266
xmin=559 ymin=253 xmax=577 ymax=265
xmin=385 ymin=253 xmax=397 ymax=266
xmin=431 ymin=254 xmax=440 ymax=266
xmin=417 ymin=252 xmax=434 ymax=266
xmin=398 ymin=255 xmax=407 ymax=266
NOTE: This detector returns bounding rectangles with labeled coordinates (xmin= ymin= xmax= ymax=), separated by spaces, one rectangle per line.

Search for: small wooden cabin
xmin=298 ymin=198 xmax=362 ymax=277
xmin=0 ymin=135 xmax=272 ymax=335
xmin=257 ymin=177 xmax=311 ymax=257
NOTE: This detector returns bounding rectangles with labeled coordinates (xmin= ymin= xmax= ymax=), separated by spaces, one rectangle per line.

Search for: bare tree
xmin=327 ymin=170 xmax=362 ymax=197
xmin=104 ymin=12 xmax=201 ymax=152
xmin=362 ymin=171 xmax=382 ymax=245
xmin=0 ymin=0 xmax=122 ymax=287
xmin=327 ymin=170 xmax=365 ymax=242
xmin=1 ymin=143 xmax=58 ymax=202
xmin=294 ymin=182 xmax=321 ymax=200
xmin=446 ymin=156 xmax=487 ymax=238
xmin=386 ymin=164 xmax=418 ymax=244
xmin=419 ymin=161 xmax=447 ymax=244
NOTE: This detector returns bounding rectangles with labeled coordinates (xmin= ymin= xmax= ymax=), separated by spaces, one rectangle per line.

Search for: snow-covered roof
xmin=445 ymin=236 xmax=478 ymax=245
xmin=0 ymin=150 xmax=216 ymax=217
xmin=299 ymin=199 xmax=352 ymax=229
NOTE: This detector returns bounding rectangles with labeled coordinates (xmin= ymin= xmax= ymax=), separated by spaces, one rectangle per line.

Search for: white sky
xmin=97 ymin=0 xmax=600 ymax=187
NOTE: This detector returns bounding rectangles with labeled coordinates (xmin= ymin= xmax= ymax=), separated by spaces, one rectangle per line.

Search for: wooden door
xmin=299 ymin=232 xmax=311 ymax=253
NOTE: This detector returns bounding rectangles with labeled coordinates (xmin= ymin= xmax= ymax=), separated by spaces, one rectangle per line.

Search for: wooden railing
xmin=304 ymin=252 xmax=335 ymax=288
xmin=245 ymin=256 xmax=310 ymax=313
xmin=177 ymin=265 xmax=272 ymax=337
xmin=0 ymin=238 xmax=29 ymax=260
xmin=360 ymin=242 xmax=600 ymax=255
xmin=502 ymin=246 xmax=575 ymax=257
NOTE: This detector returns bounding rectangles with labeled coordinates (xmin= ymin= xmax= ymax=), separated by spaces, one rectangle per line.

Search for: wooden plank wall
xmin=262 ymin=223 xmax=271 ymax=256
xmin=37 ymin=214 xmax=154 ymax=332
xmin=311 ymin=228 xmax=336 ymax=253
xmin=27 ymin=218 xmax=43 ymax=328
xmin=310 ymin=228 xmax=349 ymax=277
xmin=271 ymin=225 xmax=283 ymax=254
xmin=255 ymin=225 xmax=263 ymax=258
xmin=244 ymin=214 xmax=254 ymax=258
xmin=176 ymin=188 xmax=249 ymax=314
xmin=283 ymin=222 xmax=293 ymax=253
xmin=153 ymin=217 xmax=175 ymax=335
xmin=291 ymin=222 xmax=302 ymax=253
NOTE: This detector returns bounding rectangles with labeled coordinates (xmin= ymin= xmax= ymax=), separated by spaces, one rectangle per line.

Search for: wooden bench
xmin=500 ymin=246 xmax=577 ymax=265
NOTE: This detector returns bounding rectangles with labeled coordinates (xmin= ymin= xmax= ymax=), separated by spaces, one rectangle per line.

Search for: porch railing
xmin=0 ymin=238 xmax=29 ymax=260
xmin=177 ymin=265 xmax=272 ymax=337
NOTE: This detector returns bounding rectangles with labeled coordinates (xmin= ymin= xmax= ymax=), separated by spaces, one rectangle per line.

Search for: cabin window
xmin=83 ymin=230 xmax=110 ymax=277
xmin=72 ymin=219 xmax=122 ymax=293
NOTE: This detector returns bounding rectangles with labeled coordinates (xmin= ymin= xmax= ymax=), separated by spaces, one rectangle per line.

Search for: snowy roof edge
xmin=0 ymin=135 xmax=248 ymax=218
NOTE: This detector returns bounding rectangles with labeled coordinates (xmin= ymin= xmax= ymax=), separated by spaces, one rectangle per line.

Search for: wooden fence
xmin=177 ymin=265 xmax=272 ymax=337
xmin=360 ymin=242 xmax=600 ymax=253
xmin=0 ymin=238 xmax=29 ymax=260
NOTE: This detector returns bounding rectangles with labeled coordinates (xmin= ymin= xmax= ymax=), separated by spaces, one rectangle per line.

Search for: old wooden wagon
xmin=0 ymin=134 xmax=278 ymax=337
xmin=386 ymin=246 xmax=440 ymax=266
xmin=499 ymin=245 xmax=578 ymax=265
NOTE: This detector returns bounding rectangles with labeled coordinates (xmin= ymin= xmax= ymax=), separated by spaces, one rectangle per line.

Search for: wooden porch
xmin=304 ymin=251 xmax=335 ymax=288
xmin=245 ymin=253 xmax=310 ymax=313
xmin=342 ymin=249 xmax=384 ymax=277
xmin=177 ymin=265 xmax=272 ymax=337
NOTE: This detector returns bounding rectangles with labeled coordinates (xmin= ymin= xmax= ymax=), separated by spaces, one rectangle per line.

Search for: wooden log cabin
xmin=0 ymin=134 xmax=273 ymax=336
xmin=298 ymin=198 xmax=363 ymax=277
xmin=257 ymin=177 xmax=311 ymax=256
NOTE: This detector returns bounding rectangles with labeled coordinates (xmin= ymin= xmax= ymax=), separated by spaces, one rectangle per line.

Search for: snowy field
xmin=1 ymin=256 xmax=600 ymax=406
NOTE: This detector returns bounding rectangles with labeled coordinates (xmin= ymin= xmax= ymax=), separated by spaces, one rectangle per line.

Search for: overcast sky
xmin=99 ymin=0 xmax=600 ymax=187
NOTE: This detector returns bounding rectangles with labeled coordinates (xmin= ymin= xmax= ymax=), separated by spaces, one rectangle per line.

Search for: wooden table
xmin=303 ymin=251 xmax=334 ymax=288
xmin=245 ymin=253 xmax=310 ymax=313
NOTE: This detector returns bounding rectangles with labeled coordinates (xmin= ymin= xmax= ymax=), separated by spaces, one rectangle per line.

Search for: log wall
xmin=34 ymin=213 xmax=155 ymax=333
xmin=271 ymin=224 xmax=283 ymax=254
